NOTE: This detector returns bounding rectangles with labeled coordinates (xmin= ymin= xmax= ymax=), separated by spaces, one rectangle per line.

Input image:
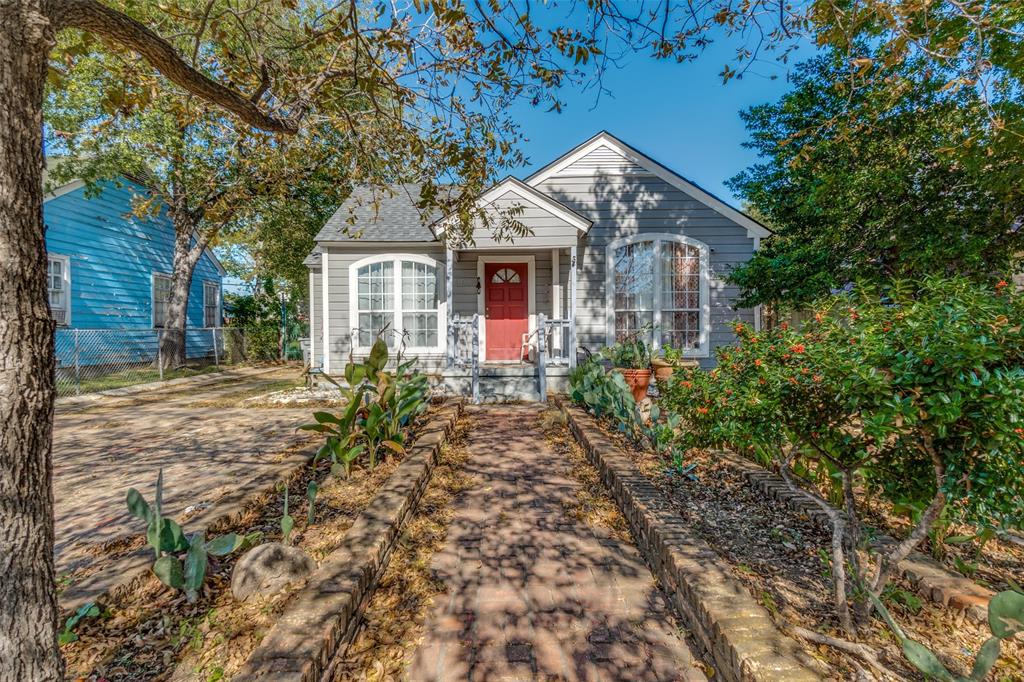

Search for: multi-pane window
xmin=354 ymin=256 xmax=442 ymax=350
xmin=48 ymin=255 xmax=70 ymax=325
xmin=203 ymin=281 xmax=221 ymax=327
xmin=152 ymin=273 xmax=172 ymax=328
xmin=401 ymin=261 xmax=438 ymax=348
xmin=608 ymin=235 xmax=708 ymax=354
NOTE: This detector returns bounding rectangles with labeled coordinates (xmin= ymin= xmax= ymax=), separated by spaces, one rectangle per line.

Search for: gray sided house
xmin=306 ymin=131 xmax=769 ymax=399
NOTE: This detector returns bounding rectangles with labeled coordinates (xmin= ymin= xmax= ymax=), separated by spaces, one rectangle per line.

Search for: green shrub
xmin=301 ymin=337 xmax=430 ymax=475
xmin=661 ymin=276 xmax=1024 ymax=642
xmin=569 ymin=355 xmax=643 ymax=441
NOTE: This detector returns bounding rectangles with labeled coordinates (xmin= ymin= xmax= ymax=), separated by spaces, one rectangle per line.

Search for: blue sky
xmin=506 ymin=40 xmax=809 ymax=205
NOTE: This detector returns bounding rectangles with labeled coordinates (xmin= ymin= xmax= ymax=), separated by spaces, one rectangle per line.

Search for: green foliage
xmin=58 ymin=601 xmax=100 ymax=645
xmin=301 ymin=336 xmax=429 ymax=477
xmin=661 ymin=277 xmax=1024 ymax=639
xmin=727 ymin=53 xmax=1024 ymax=308
xmin=604 ymin=337 xmax=651 ymax=369
xmin=126 ymin=470 xmax=243 ymax=602
xmin=568 ymin=356 xmax=643 ymax=441
xmin=872 ymin=589 xmax=1024 ymax=681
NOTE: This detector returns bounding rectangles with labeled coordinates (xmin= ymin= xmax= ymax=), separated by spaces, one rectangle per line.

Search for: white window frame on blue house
xmin=203 ymin=280 xmax=222 ymax=328
xmin=48 ymin=253 xmax=71 ymax=326
xmin=152 ymin=272 xmax=173 ymax=328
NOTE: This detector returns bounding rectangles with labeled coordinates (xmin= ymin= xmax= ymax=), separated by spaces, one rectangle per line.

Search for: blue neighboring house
xmin=43 ymin=166 xmax=225 ymax=366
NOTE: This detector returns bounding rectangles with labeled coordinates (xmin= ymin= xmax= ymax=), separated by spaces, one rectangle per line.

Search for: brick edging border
xmin=237 ymin=399 xmax=464 ymax=682
xmin=714 ymin=450 xmax=993 ymax=623
xmin=555 ymin=398 xmax=825 ymax=682
xmin=59 ymin=441 xmax=319 ymax=614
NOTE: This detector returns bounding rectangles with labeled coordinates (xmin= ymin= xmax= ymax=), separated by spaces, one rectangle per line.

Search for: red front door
xmin=484 ymin=262 xmax=529 ymax=361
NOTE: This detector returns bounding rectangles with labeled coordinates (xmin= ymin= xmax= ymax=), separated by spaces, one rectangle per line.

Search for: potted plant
xmin=652 ymin=346 xmax=700 ymax=382
xmin=606 ymin=338 xmax=652 ymax=402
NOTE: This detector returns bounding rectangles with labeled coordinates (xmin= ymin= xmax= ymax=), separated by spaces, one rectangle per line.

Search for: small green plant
xmin=280 ymin=486 xmax=295 ymax=545
xmin=306 ymin=480 xmax=318 ymax=526
xmin=872 ymin=589 xmax=1024 ymax=681
xmin=58 ymin=601 xmax=100 ymax=645
xmin=126 ymin=470 xmax=243 ymax=602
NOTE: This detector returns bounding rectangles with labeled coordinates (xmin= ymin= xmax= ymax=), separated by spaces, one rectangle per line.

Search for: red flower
xmin=924 ymin=358 xmax=934 ymax=366
xmin=781 ymin=321 xmax=790 ymax=330
xmin=1015 ymin=427 xmax=1024 ymax=437
xmin=697 ymin=407 xmax=709 ymax=415
xmin=754 ymin=359 xmax=762 ymax=367
xmin=813 ymin=374 xmax=822 ymax=383
xmin=790 ymin=343 xmax=806 ymax=354
xmin=996 ymin=280 xmax=1009 ymax=291
xmin=682 ymin=380 xmax=693 ymax=389
xmin=788 ymin=376 xmax=798 ymax=385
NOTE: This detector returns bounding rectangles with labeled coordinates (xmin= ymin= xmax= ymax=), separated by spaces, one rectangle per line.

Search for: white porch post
xmin=446 ymin=247 xmax=454 ymax=367
xmin=308 ymin=269 xmax=316 ymax=369
xmin=569 ymin=244 xmax=577 ymax=369
xmin=321 ymin=250 xmax=330 ymax=374
xmin=551 ymin=248 xmax=561 ymax=354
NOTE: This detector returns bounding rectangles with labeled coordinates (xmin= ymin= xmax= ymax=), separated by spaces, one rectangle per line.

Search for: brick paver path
xmin=410 ymin=405 xmax=706 ymax=681
xmin=52 ymin=367 xmax=314 ymax=577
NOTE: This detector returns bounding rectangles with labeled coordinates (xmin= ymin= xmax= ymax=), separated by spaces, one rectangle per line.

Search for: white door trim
xmin=476 ymin=255 xmax=536 ymax=363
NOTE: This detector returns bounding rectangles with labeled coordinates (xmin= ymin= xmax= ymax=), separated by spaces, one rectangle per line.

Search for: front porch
xmin=441 ymin=243 xmax=579 ymax=402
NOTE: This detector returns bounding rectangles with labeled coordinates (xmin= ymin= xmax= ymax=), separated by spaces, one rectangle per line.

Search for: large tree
xmin=1 ymin=2 xmax=613 ymax=678
xmin=725 ymin=52 xmax=1024 ymax=308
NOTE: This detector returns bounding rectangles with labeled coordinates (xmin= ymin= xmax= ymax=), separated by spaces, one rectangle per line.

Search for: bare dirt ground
xmin=51 ymin=366 xmax=329 ymax=582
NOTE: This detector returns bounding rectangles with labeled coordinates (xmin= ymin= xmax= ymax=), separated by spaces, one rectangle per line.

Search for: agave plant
xmin=126 ymin=470 xmax=243 ymax=602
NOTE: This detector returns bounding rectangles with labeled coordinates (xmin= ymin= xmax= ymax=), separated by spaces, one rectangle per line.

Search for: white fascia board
xmin=526 ymin=131 xmax=772 ymax=240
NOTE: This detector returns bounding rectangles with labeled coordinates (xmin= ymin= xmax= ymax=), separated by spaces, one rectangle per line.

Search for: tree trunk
xmin=158 ymin=220 xmax=203 ymax=370
xmin=0 ymin=1 xmax=63 ymax=680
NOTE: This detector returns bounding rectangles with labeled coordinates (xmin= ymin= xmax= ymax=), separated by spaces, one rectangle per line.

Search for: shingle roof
xmin=303 ymin=245 xmax=322 ymax=267
xmin=314 ymin=184 xmax=442 ymax=242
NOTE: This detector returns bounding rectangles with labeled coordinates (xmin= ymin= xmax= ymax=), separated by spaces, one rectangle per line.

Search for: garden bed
xmin=60 ymin=401 xmax=452 ymax=681
xmin=583 ymin=414 xmax=1023 ymax=681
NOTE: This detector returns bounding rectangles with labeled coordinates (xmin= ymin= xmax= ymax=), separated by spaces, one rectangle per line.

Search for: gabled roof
xmin=303 ymin=245 xmax=322 ymax=267
xmin=315 ymin=184 xmax=443 ymax=242
xmin=432 ymin=176 xmax=592 ymax=238
xmin=525 ymin=131 xmax=772 ymax=240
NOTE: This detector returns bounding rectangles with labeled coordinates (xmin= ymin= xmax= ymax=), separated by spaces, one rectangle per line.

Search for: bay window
xmin=606 ymin=234 xmax=709 ymax=355
xmin=351 ymin=255 xmax=444 ymax=351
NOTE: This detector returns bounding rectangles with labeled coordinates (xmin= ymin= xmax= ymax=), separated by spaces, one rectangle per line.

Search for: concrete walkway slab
xmin=410 ymin=405 xmax=706 ymax=681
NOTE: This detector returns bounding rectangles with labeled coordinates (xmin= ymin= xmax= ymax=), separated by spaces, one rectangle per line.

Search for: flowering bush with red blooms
xmin=660 ymin=276 xmax=1024 ymax=637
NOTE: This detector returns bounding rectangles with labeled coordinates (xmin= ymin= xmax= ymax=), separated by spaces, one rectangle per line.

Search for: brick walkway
xmin=410 ymin=405 xmax=706 ymax=681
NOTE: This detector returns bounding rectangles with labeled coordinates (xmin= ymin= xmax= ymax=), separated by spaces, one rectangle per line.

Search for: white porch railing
xmin=449 ymin=314 xmax=480 ymax=403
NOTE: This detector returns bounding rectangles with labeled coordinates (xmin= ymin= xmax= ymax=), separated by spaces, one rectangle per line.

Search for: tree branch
xmin=50 ymin=0 xmax=303 ymax=134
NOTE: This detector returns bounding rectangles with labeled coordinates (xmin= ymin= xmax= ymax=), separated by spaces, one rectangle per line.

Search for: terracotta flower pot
xmin=651 ymin=358 xmax=674 ymax=383
xmin=616 ymin=368 xmax=653 ymax=402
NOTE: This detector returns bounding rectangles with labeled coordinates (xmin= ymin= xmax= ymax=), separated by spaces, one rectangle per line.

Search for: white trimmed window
xmin=203 ymin=281 xmax=221 ymax=327
xmin=350 ymin=254 xmax=445 ymax=351
xmin=606 ymin=234 xmax=710 ymax=356
xmin=48 ymin=254 xmax=71 ymax=325
xmin=152 ymin=273 xmax=172 ymax=328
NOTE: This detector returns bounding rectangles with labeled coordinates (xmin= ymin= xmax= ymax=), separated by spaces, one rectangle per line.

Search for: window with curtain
xmin=354 ymin=256 xmax=442 ymax=349
xmin=608 ymin=235 xmax=708 ymax=354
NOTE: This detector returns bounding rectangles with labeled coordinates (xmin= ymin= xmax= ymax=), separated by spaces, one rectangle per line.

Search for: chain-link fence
xmin=53 ymin=327 xmax=276 ymax=397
